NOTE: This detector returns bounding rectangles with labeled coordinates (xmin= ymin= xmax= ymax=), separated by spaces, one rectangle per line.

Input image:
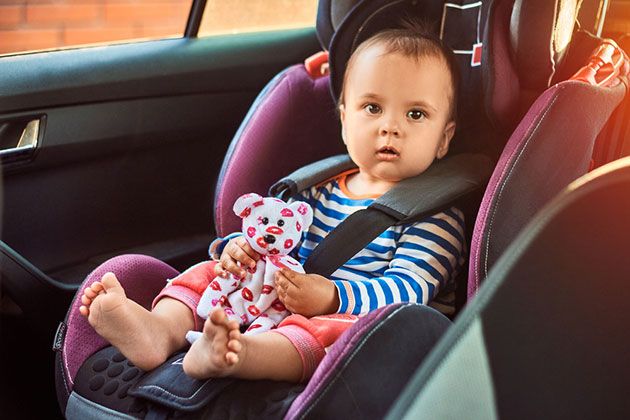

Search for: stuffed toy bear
xmin=186 ymin=193 xmax=313 ymax=342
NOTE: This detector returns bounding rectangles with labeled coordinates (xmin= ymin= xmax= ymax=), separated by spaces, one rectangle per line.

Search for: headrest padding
xmin=510 ymin=0 xmax=579 ymax=90
xmin=316 ymin=0 xmax=362 ymax=50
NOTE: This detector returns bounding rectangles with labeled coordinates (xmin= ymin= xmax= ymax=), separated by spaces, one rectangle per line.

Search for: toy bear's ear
xmin=233 ymin=193 xmax=263 ymax=219
xmin=290 ymin=201 xmax=313 ymax=231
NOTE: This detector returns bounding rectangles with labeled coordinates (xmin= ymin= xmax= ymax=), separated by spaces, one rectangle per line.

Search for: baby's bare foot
xmin=79 ymin=272 xmax=168 ymax=370
xmin=183 ymin=309 xmax=245 ymax=379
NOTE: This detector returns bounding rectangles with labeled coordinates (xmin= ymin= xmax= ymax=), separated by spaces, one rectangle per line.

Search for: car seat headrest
xmin=485 ymin=0 xmax=581 ymax=130
xmin=328 ymin=0 xmax=446 ymax=101
xmin=316 ymin=0 xmax=361 ymax=50
xmin=510 ymin=0 xmax=579 ymax=90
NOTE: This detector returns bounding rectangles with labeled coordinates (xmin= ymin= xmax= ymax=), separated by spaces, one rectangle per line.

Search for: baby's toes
xmin=81 ymin=294 xmax=92 ymax=306
xmin=83 ymin=287 xmax=98 ymax=299
xmin=225 ymin=351 xmax=239 ymax=365
xmin=202 ymin=318 xmax=219 ymax=341
xmin=227 ymin=338 xmax=242 ymax=354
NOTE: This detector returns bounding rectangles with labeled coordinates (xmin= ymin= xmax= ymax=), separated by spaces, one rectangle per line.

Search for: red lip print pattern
xmin=241 ymin=287 xmax=253 ymax=301
xmin=247 ymin=226 xmax=256 ymax=237
xmin=248 ymin=324 xmax=262 ymax=330
xmin=266 ymin=226 xmax=283 ymax=235
xmin=253 ymin=200 xmax=264 ymax=207
xmin=210 ymin=281 xmax=221 ymax=291
xmin=280 ymin=208 xmax=294 ymax=217
xmin=269 ymin=248 xmax=279 ymax=255
xmin=256 ymin=237 xmax=267 ymax=248
xmin=296 ymin=221 xmax=301 ymax=232
xmin=268 ymin=255 xmax=287 ymax=268
xmin=248 ymin=305 xmax=261 ymax=316
xmin=239 ymin=207 xmax=251 ymax=218
xmin=284 ymin=239 xmax=293 ymax=249
xmin=262 ymin=285 xmax=274 ymax=294
xmin=271 ymin=299 xmax=286 ymax=312
xmin=297 ymin=203 xmax=308 ymax=215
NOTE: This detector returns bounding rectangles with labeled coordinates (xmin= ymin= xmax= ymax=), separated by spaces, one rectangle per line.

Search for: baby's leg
xmin=80 ymin=272 xmax=194 ymax=371
xmin=183 ymin=308 xmax=302 ymax=382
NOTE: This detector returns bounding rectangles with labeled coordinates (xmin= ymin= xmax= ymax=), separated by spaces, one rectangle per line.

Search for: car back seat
xmin=55 ymin=0 xmax=628 ymax=418
xmin=388 ymin=155 xmax=630 ymax=419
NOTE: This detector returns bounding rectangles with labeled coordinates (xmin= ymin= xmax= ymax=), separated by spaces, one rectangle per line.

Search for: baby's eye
xmin=364 ymin=103 xmax=382 ymax=115
xmin=261 ymin=217 xmax=269 ymax=225
xmin=277 ymin=219 xmax=285 ymax=227
xmin=407 ymin=109 xmax=426 ymax=120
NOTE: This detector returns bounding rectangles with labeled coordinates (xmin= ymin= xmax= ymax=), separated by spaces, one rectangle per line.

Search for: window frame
xmin=185 ymin=0 xmax=208 ymax=38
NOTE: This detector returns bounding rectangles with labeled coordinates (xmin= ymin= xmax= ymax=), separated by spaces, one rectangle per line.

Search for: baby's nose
xmin=380 ymin=120 xmax=400 ymax=137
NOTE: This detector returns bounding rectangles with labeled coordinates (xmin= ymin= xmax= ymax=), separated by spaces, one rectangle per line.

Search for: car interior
xmin=0 ymin=0 xmax=628 ymax=418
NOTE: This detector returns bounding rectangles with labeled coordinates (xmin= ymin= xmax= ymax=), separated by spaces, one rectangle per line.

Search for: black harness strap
xmin=292 ymin=153 xmax=493 ymax=277
xmin=269 ymin=154 xmax=357 ymax=201
xmin=303 ymin=208 xmax=398 ymax=277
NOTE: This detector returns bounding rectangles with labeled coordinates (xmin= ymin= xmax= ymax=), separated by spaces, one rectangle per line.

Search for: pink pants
xmin=153 ymin=261 xmax=358 ymax=381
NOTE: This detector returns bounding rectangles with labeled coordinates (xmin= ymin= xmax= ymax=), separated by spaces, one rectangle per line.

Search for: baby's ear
xmin=290 ymin=201 xmax=313 ymax=230
xmin=437 ymin=120 xmax=456 ymax=159
xmin=233 ymin=193 xmax=263 ymax=218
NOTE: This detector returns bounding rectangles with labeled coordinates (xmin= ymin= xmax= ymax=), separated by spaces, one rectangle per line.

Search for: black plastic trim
xmin=185 ymin=0 xmax=208 ymax=38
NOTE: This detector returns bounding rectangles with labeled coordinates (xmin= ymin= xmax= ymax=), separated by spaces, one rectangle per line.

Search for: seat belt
xmin=270 ymin=153 xmax=493 ymax=278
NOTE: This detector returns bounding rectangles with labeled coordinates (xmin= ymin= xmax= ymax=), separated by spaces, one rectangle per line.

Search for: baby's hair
xmin=339 ymin=19 xmax=460 ymax=122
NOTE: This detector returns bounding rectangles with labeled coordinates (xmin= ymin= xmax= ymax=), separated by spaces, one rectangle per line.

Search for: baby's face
xmin=339 ymin=44 xmax=456 ymax=184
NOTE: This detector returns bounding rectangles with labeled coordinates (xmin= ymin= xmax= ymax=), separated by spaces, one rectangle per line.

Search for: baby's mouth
xmin=376 ymin=145 xmax=400 ymax=160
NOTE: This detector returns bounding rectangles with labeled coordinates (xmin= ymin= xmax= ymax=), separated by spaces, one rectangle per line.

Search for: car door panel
xmin=0 ymin=28 xmax=321 ymax=304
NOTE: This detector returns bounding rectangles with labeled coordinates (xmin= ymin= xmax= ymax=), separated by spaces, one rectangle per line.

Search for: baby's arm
xmin=333 ymin=208 xmax=465 ymax=315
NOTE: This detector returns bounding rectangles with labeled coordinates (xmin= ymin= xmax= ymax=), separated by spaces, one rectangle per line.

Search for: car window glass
xmin=0 ymin=0 xmax=193 ymax=56
xmin=198 ymin=0 xmax=318 ymax=37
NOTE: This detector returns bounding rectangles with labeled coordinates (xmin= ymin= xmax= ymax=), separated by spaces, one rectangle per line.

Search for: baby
xmin=80 ymin=22 xmax=464 ymax=383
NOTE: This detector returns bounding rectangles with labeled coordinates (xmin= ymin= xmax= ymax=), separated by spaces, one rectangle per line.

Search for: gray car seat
xmin=388 ymin=154 xmax=630 ymax=420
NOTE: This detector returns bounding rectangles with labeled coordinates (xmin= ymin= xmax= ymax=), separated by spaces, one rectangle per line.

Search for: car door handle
xmin=0 ymin=116 xmax=42 ymax=161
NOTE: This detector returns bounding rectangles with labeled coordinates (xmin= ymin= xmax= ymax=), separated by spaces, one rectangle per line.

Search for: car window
xmin=0 ymin=0 xmax=193 ymax=55
xmin=198 ymin=0 xmax=318 ymax=37
xmin=0 ymin=0 xmax=319 ymax=57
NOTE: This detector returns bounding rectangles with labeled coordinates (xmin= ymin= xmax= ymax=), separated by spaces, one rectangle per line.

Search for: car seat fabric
xmin=468 ymin=78 xmax=627 ymax=298
xmin=284 ymin=303 xmax=450 ymax=419
xmin=466 ymin=0 xmax=629 ymax=298
xmin=388 ymin=156 xmax=630 ymax=420
xmin=168 ymin=303 xmax=449 ymax=419
xmin=55 ymin=255 xmax=179 ymax=413
xmin=213 ymin=65 xmax=344 ymax=238
xmin=315 ymin=0 xmax=359 ymax=49
xmin=484 ymin=0 xmax=578 ymax=131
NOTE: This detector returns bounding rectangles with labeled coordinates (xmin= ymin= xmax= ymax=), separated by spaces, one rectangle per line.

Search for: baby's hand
xmin=215 ymin=236 xmax=260 ymax=278
xmin=274 ymin=269 xmax=339 ymax=317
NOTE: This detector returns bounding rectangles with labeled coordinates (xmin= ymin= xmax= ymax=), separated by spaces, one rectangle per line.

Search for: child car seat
xmin=388 ymin=155 xmax=630 ymax=420
xmin=466 ymin=0 xmax=629 ymax=298
xmin=54 ymin=0 xmax=628 ymax=418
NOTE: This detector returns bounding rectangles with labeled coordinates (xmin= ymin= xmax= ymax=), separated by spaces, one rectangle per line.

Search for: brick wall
xmin=0 ymin=0 xmax=317 ymax=55
xmin=0 ymin=0 xmax=191 ymax=54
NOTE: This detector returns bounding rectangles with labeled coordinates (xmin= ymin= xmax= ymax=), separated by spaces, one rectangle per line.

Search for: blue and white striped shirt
xmin=294 ymin=169 xmax=466 ymax=316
